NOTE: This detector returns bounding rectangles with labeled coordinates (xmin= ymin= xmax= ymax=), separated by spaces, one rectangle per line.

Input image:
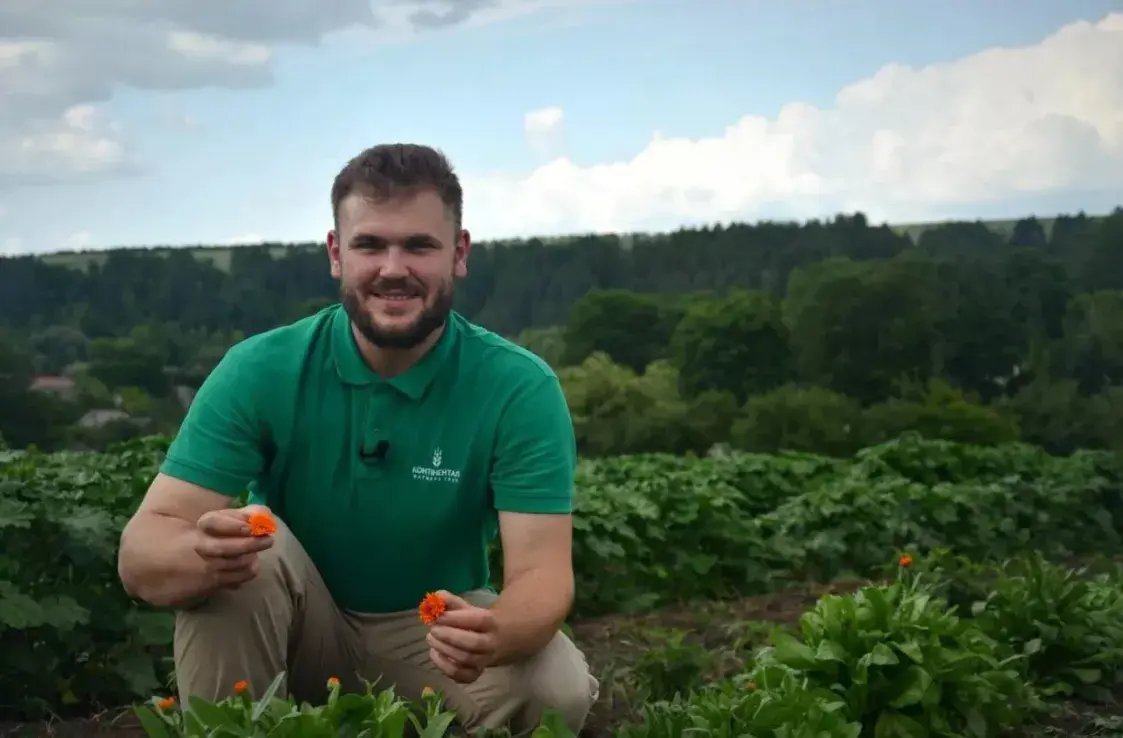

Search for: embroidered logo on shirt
xmin=413 ymin=447 xmax=460 ymax=483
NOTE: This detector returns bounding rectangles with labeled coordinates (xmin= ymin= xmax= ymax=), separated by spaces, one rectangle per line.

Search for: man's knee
xmin=523 ymin=635 xmax=599 ymax=732
xmin=173 ymin=520 xmax=317 ymax=703
xmin=179 ymin=517 xmax=302 ymax=617
xmin=528 ymin=668 xmax=598 ymax=731
xmin=456 ymin=633 xmax=598 ymax=734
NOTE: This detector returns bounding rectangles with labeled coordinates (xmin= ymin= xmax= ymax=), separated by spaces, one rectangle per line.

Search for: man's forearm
xmin=489 ymin=569 xmax=574 ymax=665
xmin=118 ymin=513 xmax=214 ymax=609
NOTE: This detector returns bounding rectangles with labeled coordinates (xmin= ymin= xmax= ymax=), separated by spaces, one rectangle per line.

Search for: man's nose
xmin=380 ymin=246 xmax=410 ymax=277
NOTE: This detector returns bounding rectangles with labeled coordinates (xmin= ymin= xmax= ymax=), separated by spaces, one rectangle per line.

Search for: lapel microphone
xmin=359 ymin=439 xmax=390 ymax=463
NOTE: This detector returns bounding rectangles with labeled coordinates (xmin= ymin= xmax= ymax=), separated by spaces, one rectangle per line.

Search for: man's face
xmin=326 ymin=189 xmax=470 ymax=350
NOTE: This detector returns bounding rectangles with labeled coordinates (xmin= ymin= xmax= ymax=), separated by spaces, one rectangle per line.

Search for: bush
xmin=0 ymin=436 xmax=173 ymax=718
xmin=730 ymin=384 xmax=865 ymax=456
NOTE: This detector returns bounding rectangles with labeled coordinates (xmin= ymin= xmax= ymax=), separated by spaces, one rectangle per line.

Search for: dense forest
xmin=1 ymin=208 xmax=1121 ymax=457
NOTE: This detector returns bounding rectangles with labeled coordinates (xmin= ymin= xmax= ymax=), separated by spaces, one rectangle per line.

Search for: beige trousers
xmin=172 ymin=517 xmax=599 ymax=735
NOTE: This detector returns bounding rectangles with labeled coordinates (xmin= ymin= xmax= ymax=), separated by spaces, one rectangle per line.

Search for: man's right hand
xmin=194 ymin=504 xmax=276 ymax=591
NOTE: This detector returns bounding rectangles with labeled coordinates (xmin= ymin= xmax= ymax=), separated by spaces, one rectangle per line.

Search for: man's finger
xmin=427 ymin=631 xmax=481 ymax=667
xmin=434 ymin=590 xmax=473 ymax=611
xmin=206 ymin=551 xmax=259 ymax=573
xmin=197 ymin=511 xmax=255 ymax=538
xmin=429 ymin=648 xmax=480 ymax=684
xmin=434 ymin=607 xmax=494 ymax=632
xmin=429 ymin=624 xmax=492 ymax=655
xmin=196 ymin=534 xmax=273 ymax=560
xmin=429 ymin=647 xmax=459 ymax=677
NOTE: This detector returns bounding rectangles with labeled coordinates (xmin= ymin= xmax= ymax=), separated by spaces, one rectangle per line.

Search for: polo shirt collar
xmin=332 ymin=305 xmax=458 ymax=400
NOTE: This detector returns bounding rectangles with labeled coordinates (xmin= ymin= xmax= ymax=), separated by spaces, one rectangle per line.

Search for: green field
xmin=31 ymin=213 xmax=1107 ymax=275
xmin=4 ymin=434 xmax=1123 ymax=736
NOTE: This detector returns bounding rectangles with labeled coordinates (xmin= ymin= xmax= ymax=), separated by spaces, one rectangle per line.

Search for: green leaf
xmin=128 ymin=610 xmax=176 ymax=647
xmin=888 ymin=665 xmax=934 ymax=708
xmin=0 ymin=586 xmax=48 ymax=628
xmin=1071 ymin=668 xmax=1103 ymax=684
xmin=869 ymin=643 xmax=900 ymax=667
xmin=963 ymin=706 xmax=988 ymax=738
xmin=814 ymin=639 xmax=848 ymax=663
xmin=417 ymin=711 xmax=458 ymax=738
xmin=186 ymin=696 xmax=241 ymax=730
xmin=114 ymin=652 xmax=162 ymax=697
xmin=38 ymin=595 xmax=89 ymax=630
xmin=769 ymin=631 xmax=818 ymax=669
xmin=874 ymin=712 xmax=927 ymax=738
xmin=895 ymin=639 xmax=924 ymax=663
xmin=252 ymin=671 xmax=287 ymax=722
xmin=132 ymin=708 xmax=173 ymax=738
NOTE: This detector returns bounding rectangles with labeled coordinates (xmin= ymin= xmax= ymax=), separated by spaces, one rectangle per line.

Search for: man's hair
xmin=330 ymin=143 xmax=463 ymax=229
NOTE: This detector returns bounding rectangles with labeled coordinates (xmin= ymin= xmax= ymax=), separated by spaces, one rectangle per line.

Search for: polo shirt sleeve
xmin=159 ymin=341 xmax=268 ymax=497
xmin=490 ymin=372 xmax=576 ymax=514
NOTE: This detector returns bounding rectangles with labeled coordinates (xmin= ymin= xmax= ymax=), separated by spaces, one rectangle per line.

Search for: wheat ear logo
xmin=432 ymin=448 xmax=442 ymax=467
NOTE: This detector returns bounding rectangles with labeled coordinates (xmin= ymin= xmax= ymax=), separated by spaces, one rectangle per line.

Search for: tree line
xmin=1 ymin=208 xmax=1120 ymax=455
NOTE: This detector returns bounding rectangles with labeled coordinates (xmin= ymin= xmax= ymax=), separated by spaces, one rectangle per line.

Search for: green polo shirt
xmin=159 ymin=303 xmax=576 ymax=613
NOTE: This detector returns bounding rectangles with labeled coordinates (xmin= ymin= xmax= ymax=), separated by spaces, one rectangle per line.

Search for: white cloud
xmin=165 ymin=31 xmax=272 ymax=66
xmin=0 ymin=0 xmax=582 ymax=188
xmin=524 ymin=106 xmax=566 ymax=159
xmin=223 ymin=233 xmax=265 ymax=245
xmin=0 ymin=104 xmax=132 ymax=186
xmin=0 ymin=237 xmax=22 ymax=256
xmin=467 ymin=13 xmax=1123 ymax=238
xmin=64 ymin=231 xmax=93 ymax=250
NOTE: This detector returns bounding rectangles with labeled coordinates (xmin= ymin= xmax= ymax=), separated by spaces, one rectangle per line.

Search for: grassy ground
xmin=5 ymin=577 xmax=1123 ymax=737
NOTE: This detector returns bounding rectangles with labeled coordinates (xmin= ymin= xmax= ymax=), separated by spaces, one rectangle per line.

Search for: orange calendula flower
xmin=327 ymin=676 xmax=340 ymax=689
xmin=419 ymin=592 xmax=447 ymax=625
xmin=899 ymin=554 xmax=913 ymax=568
xmin=233 ymin=680 xmax=248 ymax=695
xmin=247 ymin=511 xmax=277 ymax=537
xmin=157 ymin=696 xmax=176 ymax=711
xmin=421 ymin=686 xmax=436 ymax=698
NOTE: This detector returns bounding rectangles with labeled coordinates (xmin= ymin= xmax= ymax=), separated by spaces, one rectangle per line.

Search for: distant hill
xmin=30 ymin=212 xmax=1109 ymax=274
xmin=889 ymin=215 xmax=1098 ymax=244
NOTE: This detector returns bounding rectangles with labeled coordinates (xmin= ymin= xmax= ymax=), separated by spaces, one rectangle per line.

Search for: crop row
xmin=1 ymin=434 xmax=1123 ymax=721
xmin=132 ymin=552 xmax=1123 ymax=737
xmin=615 ymin=552 xmax=1123 ymax=737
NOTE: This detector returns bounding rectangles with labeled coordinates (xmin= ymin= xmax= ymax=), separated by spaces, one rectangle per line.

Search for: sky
xmin=1 ymin=0 xmax=1122 ymax=256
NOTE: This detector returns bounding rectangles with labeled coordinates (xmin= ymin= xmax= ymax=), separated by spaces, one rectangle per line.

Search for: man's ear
xmin=454 ymin=228 xmax=472 ymax=279
xmin=326 ymin=230 xmax=342 ymax=279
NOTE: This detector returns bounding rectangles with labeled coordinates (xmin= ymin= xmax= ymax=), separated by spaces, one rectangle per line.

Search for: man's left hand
xmin=425 ymin=590 xmax=500 ymax=684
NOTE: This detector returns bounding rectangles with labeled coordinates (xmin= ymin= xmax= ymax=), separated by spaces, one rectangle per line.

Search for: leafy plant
xmin=754 ymin=577 xmax=1035 ymax=736
xmin=972 ymin=553 xmax=1123 ymax=701
xmin=0 ymin=436 xmax=174 ymax=719
xmin=136 ymin=674 xmax=576 ymax=738
xmin=615 ymin=666 xmax=861 ymax=738
xmin=626 ymin=628 xmax=718 ymax=702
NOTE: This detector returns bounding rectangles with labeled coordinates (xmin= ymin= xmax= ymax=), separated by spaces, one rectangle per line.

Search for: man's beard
xmin=340 ymin=277 xmax=454 ymax=350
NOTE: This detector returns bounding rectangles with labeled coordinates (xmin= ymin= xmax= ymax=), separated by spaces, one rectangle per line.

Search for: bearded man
xmin=116 ymin=144 xmax=598 ymax=735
